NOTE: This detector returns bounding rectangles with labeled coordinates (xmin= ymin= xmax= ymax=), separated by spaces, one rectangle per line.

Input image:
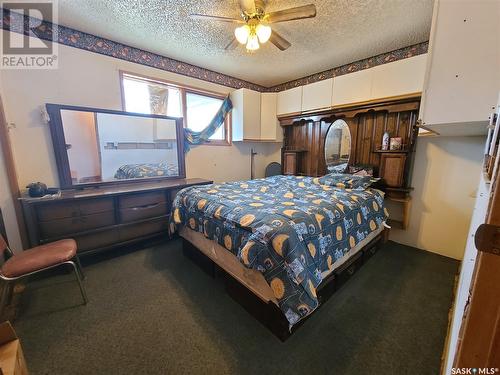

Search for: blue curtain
xmin=184 ymin=96 xmax=233 ymax=151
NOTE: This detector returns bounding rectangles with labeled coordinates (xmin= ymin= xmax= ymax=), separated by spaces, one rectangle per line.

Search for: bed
xmin=170 ymin=174 xmax=389 ymax=339
xmin=114 ymin=161 xmax=179 ymax=179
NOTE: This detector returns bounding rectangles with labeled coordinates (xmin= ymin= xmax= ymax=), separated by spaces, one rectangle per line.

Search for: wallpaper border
xmin=1 ymin=9 xmax=428 ymax=92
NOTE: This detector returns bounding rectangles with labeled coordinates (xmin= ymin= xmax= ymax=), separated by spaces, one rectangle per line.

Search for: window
xmin=121 ymin=72 xmax=230 ymax=144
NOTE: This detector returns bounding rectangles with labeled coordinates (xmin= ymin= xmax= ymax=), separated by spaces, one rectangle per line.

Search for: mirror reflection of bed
xmin=60 ymin=109 xmax=180 ymax=184
xmin=324 ymin=119 xmax=351 ymax=173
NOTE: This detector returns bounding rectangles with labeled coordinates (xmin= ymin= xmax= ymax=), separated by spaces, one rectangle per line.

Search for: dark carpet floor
xmin=13 ymin=239 xmax=458 ymax=375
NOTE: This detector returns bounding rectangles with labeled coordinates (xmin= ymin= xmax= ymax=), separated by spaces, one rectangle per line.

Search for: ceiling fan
xmin=190 ymin=0 xmax=317 ymax=52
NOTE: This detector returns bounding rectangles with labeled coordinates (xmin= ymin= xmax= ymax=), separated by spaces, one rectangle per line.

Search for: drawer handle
xmin=130 ymin=203 xmax=162 ymax=211
xmin=347 ymin=266 xmax=355 ymax=275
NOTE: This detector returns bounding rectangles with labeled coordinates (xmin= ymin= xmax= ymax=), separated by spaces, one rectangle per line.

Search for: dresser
xmin=20 ymin=178 xmax=212 ymax=255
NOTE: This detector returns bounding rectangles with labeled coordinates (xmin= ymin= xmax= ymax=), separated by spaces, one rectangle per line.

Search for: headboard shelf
xmin=372 ymin=149 xmax=409 ymax=154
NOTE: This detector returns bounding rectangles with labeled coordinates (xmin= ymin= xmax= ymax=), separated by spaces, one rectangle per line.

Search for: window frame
xmin=119 ymin=70 xmax=231 ymax=146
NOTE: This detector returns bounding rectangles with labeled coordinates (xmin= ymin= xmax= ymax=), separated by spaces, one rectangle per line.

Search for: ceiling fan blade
xmin=269 ymin=30 xmax=291 ymax=51
xmin=265 ymin=4 xmax=316 ymax=23
xmin=190 ymin=13 xmax=244 ymax=23
xmin=225 ymin=37 xmax=239 ymax=50
xmin=239 ymin=0 xmax=256 ymax=14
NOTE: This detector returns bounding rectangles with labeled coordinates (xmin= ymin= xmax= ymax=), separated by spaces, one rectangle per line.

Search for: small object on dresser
xmin=389 ymin=137 xmax=402 ymax=150
xmin=382 ymin=132 xmax=390 ymax=151
xmin=26 ymin=182 xmax=47 ymax=197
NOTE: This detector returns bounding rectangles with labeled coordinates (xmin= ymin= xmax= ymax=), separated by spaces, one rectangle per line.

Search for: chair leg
xmin=74 ymin=256 xmax=85 ymax=280
xmin=69 ymin=261 xmax=88 ymax=305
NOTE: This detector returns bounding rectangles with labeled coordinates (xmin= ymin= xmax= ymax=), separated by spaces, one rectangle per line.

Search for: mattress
xmin=171 ymin=175 xmax=388 ymax=327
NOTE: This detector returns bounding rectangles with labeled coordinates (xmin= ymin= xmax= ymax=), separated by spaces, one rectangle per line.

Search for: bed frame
xmin=182 ymin=227 xmax=390 ymax=341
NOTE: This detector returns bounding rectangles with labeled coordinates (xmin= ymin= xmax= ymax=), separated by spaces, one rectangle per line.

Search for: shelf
xmin=387 ymin=219 xmax=404 ymax=230
xmin=283 ymin=149 xmax=308 ymax=153
xmin=386 ymin=196 xmax=411 ymax=230
xmin=373 ymin=149 xmax=409 ymax=154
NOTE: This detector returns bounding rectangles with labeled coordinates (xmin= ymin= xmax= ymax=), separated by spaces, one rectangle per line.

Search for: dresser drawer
xmin=38 ymin=211 xmax=116 ymax=240
xmin=75 ymin=229 xmax=119 ymax=253
xmin=120 ymin=202 xmax=169 ymax=223
xmin=118 ymin=191 xmax=166 ymax=209
xmin=36 ymin=198 xmax=114 ymax=222
xmin=118 ymin=218 xmax=169 ymax=242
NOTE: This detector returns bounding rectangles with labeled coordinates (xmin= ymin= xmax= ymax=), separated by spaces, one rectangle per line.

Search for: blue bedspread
xmin=170 ymin=175 xmax=387 ymax=327
xmin=114 ymin=161 xmax=178 ymax=179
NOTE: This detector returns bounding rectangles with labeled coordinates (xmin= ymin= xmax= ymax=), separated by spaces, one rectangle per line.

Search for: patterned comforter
xmin=114 ymin=161 xmax=179 ymax=179
xmin=170 ymin=175 xmax=388 ymax=327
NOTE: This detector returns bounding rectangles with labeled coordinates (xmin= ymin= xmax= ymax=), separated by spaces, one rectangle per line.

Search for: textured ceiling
xmin=57 ymin=0 xmax=433 ymax=87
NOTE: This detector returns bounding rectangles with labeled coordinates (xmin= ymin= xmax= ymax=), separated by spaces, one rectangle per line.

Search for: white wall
xmin=0 ymin=31 xmax=281 ymax=188
xmin=390 ymin=136 xmax=484 ymax=259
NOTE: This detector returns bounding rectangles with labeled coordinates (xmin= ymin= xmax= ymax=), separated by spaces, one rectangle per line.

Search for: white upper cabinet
xmin=231 ymin=89 xmax=281 ymax=141
xmin=420 ymin=0 xmax=500 ymax=134
xmin=332 ymin=69 xmax=373 ymax=106
xmin=301 ymin=79 xmax=333 ymax=112
xmin=277 ymin=87 xmax=302 ymax=116
xmin=371 ymin=55 xmax=427 ymax=99
xmin=231 ymin=88 xmax=261 ymax=141
xmin=332 ymin=55 xmax=427 ymax=107
xmin=260 ymin=92 xmax=281 ymax=141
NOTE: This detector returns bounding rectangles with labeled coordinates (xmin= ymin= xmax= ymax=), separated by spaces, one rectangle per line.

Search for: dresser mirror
xmin=46 ymin=104 xmax=185 ymax=189
xmin=324 ymin=119 xmax=351 ymax=173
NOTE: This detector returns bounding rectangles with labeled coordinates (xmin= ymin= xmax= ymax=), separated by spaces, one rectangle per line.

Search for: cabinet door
xmin=301 ymin=79 xmax=333 ymax=112
xmin=332 ymin=69 xmax=373 ymax=106
xmin=277 ymin=87 xmax=302 ymax=116
xmin=379 ymin=153 xmax=406 ymax=188
xmin=421 ymin=0 xmax=500 ymax=128
xmin=242 ymin=89 xmax=261 ymax=140
xmin=283 ymin=152 xmax=298 ymax=175
xmin=371 ymin=55 xmax=427 ymax=99
xmin=231 ymin=88 xmax=261 ymax=141
xmin=260 ymin=92 xmax=280 ymax=141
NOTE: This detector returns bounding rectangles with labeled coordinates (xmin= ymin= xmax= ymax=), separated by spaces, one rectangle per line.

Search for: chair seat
xmin=1 ymin=239 xmax=77 ymax=278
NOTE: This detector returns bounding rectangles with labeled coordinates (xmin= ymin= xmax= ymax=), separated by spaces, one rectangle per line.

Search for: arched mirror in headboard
xmin=324 ymin=119 xmax=351 ymax=173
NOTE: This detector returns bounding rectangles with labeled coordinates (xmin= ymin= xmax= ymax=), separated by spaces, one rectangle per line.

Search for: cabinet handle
xmin=475 ymin=224 xmax=500 ymax=256
xmin=130 ymin=203 xmax=161 ymax=211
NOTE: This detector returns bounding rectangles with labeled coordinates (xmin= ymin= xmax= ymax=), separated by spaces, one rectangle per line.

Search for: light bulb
xmin=234 ymin=25 xmax=250 ymax=44
xmin=256 ymin=24 xmax=271 ymax=43
xmin=246 ymin=34 xmax=260 ymax=51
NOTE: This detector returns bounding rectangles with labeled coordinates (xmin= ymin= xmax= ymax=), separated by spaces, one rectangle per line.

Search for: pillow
xmin=318 ymin=173 xmax=378 ymax=190
xmin=347 ymin=164 xmax=374 ymax=176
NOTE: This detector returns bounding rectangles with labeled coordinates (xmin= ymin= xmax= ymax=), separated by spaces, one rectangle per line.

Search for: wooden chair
xmin=0 ymin=235 xmax=88 ymax=304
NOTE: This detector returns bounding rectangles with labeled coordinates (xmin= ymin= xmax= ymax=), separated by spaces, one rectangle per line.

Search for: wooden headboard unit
xmin=280 ymin=97 xmax=419 ymax=177
xmin=280 ymin=96 xmax=420 ymax=228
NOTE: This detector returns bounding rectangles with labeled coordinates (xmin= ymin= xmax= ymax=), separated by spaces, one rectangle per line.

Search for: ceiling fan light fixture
xmin=255 ymin=24 xmax=271 ymax=43
xmin=234 ymin=25 xmax=250 ymax=44
xmin=246 ymin=34 xmax=260 ymax=51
